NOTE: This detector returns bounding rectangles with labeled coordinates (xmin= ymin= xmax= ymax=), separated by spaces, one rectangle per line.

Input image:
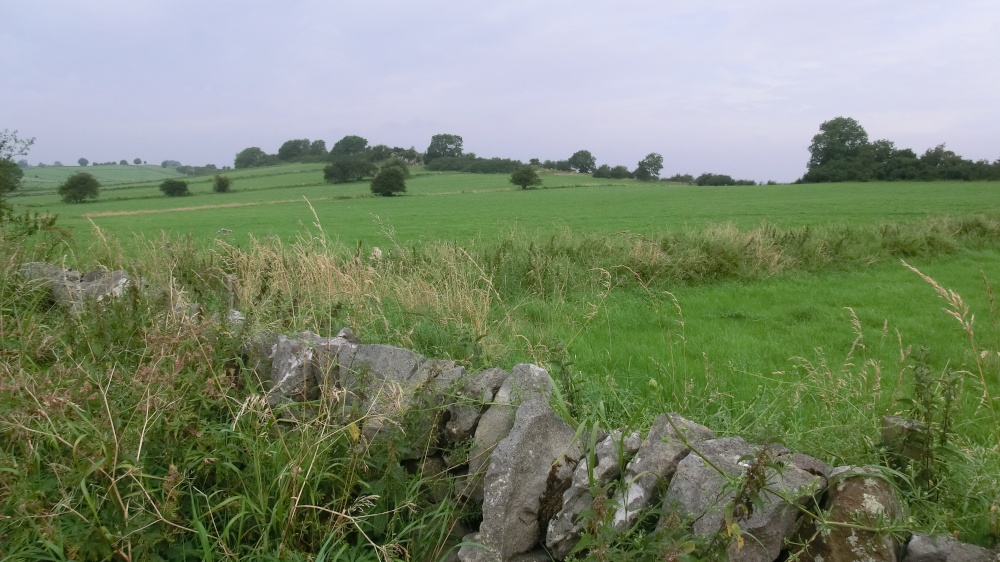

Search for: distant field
xmin=11 ymin=164 xmax=1000 ymax=250
xmin=15 ymin=163 xmax=185 ymax=192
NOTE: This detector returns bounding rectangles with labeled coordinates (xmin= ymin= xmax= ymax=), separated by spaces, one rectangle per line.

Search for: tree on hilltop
xmin=634 ymin=153 xmax=664 ymax=181
xmin=510 ymin=166 xmax=542 ymax=189
xmin=330 ymin=135 xmax=369 ymax=158
xmin=58 ymin=172 xmax=101 ymax=203
xmin=568 ymin=150 xmax=596 ymax=173
xmin=133 ymin=158 xmax=142 ymax=165
xmin=277 ymin=138 xmax=311 ymax=161
xmin=324 ymin=156 xmax=376 ymax=183
xmin=424 ymin=134 xmax=463 ymax=163
xmin=234 ymin=147 xmax=268 ymax=169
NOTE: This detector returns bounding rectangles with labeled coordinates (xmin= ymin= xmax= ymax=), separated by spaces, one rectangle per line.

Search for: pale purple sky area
xmin=3 ymin=1 xmax=999 ymax=182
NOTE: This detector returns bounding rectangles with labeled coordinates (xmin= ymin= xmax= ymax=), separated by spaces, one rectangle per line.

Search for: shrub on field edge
xmin=213 ymin=174 xmax=232 ymax=193
xmin=160 ymin=179 xmax=190 ymax=197
xmin=58 ymin=171 xmax=101 ymax=203
xmin=370 ymin=167 xmax=407 ymax=196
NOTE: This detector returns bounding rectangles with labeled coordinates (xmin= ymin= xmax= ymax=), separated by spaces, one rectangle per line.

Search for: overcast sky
xmin=2 ymin=1 xmax=998 ymax=182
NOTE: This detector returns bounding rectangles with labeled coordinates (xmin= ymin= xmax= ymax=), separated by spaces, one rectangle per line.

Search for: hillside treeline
xmin=800 ymin=116 xmax=1000 ymax=183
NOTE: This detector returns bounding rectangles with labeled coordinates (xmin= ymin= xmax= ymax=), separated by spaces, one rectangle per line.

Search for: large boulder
xmin=458 ymin=399 xmax=585 ymax=562
xmin=798 ymin=465 xmax=906 ymax=562
xmin=612 ymin=413 xmax=714 ymax=531
xmin=546 ymin=428 xmax=641 ymax=559
xmin=662 ymin=438 xmax=828 ymax=562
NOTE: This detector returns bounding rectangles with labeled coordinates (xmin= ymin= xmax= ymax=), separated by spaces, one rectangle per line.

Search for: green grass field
xmin=4 ymin=163 xmax=1000 ymax=557
xmin=15 ymin=164 xmax=186 ymax=192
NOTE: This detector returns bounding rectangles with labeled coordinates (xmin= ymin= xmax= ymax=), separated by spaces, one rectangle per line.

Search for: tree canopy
xmin=330 ymin=135 xmax=369 ymax=158
xmin=568 ymin=150 xmax=596 ymax=173
xmin=58 ymin=172 xmax=101 ymax=203
xmin=509 ymin=166 xmax=542 ymax=189
xmin=234 ymin=147 xmax=268 ymax=169
xmin=370 ymin=167 xmax=407 ymax=196
xmin=0 ymin=130 xmax=34 ymax=194
xmin=277 ymin=139 xmax=311 ymax=161
xmin=634 ymin=153 xmax=664 ymax=181
xmin=425 ymin=134 xmax=463 ymax=163
xmin=324 ymin=157 xmax=377 ymax=184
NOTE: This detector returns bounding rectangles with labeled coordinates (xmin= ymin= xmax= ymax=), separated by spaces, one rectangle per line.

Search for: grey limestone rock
xmin=904 ymin=534 xmax=1000 ymax=562
xmin=461 ymin=399 xmax=584 ymax=561
xmin=612 ymin=413 xmax=714 ymax=532
xmin=546 ymin=428 xmax=641 ymax=559
xmin=799 ymin=465 xmax=905 ymax=562
xmin=662 ymin=438 xmax=828 ymax=562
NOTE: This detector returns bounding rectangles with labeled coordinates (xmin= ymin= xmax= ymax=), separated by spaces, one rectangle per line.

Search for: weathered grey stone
xmin=469 ymin=399 xmax=584 ymax=561
xmin=445 ymin=367 xmax=510 ymax=445
xmin=882 ymin=415 xmax=931 ymax=466
xmin=462 ymin=364 xmax=554 ymax=500
xmin=661 ymin=438 xmax=827 ymax=562
xmin=265 ymin=333 xmax=326 ymax=405
xmin=20 ymin=262 xmax=131 ymax=309
xmin=798 ymin=465 xmax=905 ymax=562
xmin=546 ymin=429 xmax=640 ymax=559
xmin=612 ymin=413 xmax=714 ymax=531
xmin=904 ymin=534 xmax=1000 ymax=562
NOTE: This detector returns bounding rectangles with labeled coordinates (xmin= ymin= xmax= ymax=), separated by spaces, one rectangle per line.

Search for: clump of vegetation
xmin=213 ymin=174 xmax=232 ymax=193
xmin=324 ymin=156 xmax=376 ymax=184
xmin=509 ymin=166 xmax=542 ymax=189
xmin=58 ymin=171 xmax=102 ymax=203
xmin=160 ymin=178 xmax=190 ymax=197
xmin=370 ymin=166 xmax=407 ymax=196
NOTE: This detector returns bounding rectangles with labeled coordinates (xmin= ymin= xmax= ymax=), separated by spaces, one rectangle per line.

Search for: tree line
xmin=799 ymin=116 xmax=1000 ymax=183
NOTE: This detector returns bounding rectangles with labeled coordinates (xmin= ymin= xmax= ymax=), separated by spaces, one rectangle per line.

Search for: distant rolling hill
xmin=17 ymin=165 xmax=186 ymax=192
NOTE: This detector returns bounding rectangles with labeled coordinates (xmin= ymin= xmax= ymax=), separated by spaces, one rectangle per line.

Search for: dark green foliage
xmin=78 ymin=157 xmax=88 ymax=167
xmin=609 ymin=165 xmax=632 ymax=179
xmin=509 ymin=166 xmax=542 ymax=189
xmin=0 ymin=158 xmax=23 ymax=194
xmin=592 ymin=164 xmax=612 ymax=178
xmin=665 ymin=173 xmax=695 ymax=183
xmin=234 ymin=147 xmax=269 ymax=169
xmin=324 ymin=156 xmax=377 ymax=184
xmin=160 ymin=178 xmax=190 ymax=197
xmin=161 ymin=159 xmax=182 ymax=168
xmin=370 ymin=167 xmax=407 ymax=196
xmin=277 ymin=138 xmax=312 ymax=161
xmin=329 ymin=135 xmax=369 ymax=158
xmin=308 ymin=139 xmax=327 ymax=156
xmin=424 ymin=133 xmax=463 ymax=163
xmin=426 ymin=156 xmax=523 ymax=174
xmin=800 ymin=117 xmax=1000 ymax=183
xmin=213 ymin=174 xmax=232 ymax=193
xmin=695 ymin=173 xmax=756 ymax=186
xmin=568 ymin=150 xmax=596 ymax=173
xmin=57 ymin=171 xmax=101 ymax=203
xmin=133 ymin=158 xmax=142 ymax=165
xmin=634 ymin=152 xmax=664 ymax=181
xmin=379 ymin=158 xmax=410 ymax=179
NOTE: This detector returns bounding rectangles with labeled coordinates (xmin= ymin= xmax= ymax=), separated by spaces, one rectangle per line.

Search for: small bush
xmin=57 ymin=171 xmax=101 ymax=203
xmin=160 ymin=179 xmax=190 ymax=197
xmin=510 ymin=166 xmax=542 ymax=189
xmin=213 ymin=174 xmax=232 ymax=193
xmin=370 ymin=167 xmax=407 ymax=196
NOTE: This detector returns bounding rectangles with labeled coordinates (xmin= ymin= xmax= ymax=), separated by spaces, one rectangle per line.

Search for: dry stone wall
xmin=20 ymin=263 xmax=1000 ymax=561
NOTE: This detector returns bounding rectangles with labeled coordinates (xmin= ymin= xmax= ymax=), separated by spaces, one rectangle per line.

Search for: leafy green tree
xmin=309 ymin=139 xmax=327 ymax=156
xmin=379 ymin=158 xmax=410 ymax=179
xmin=0 ymin=159 xmax=23 ymax=194
xmin=370 ymin=167 xmax=407 ymax=196
xmin=509 ymin=166 xmax=542 ymax=189
xmin=592 ymin=164 xmax=611 ymax=178
xmin=234 ymin=147 xmax=268 ymax=169
xmin=634 ymin=153 xmax=663 ymax=181
xmin=277 ymin=139 xmax=311 ymax=161
xmin=133 ymin=158 xmax=142 ymax=165
xmin=78 ymin=158 xmax=88 ymax=167
xmin=609 ymin=165 xmax=632 ymax=179
xmin=424 ymin=134 xmax=463 ymax=163
xmin=330 ymin=135 xmax=369 ymax=158
xmin=324 ymin=156 xmax=376 ymax=183
xmin=0 ymin=130 xmax=34 ymax=195
xmin=568 ymin=150 xmax=596 ymax=173
xmin=119 ymin=159 xmax=128 ymax=165
xmin=160 ymin=179 xmax=190 ymax=197
xmin=801 ymin=116 xmax=871 ymax=182
xmin=58 ymin=172 xmax=101 ymax=203
xmin=213 ymin=175 xmax=232 ymax=193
